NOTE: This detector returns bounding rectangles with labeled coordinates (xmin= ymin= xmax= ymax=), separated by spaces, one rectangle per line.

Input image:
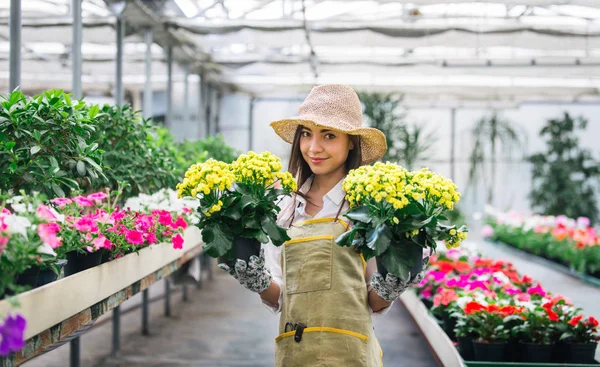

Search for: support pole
xmin=183 ymin=64 xmax=190 ymax=131
xmin=70 ymin=335 xmax=80 ymax=367
xmin=143 ymin=28 xmax=153 ymax=119
xmin=115 ymin=16 xmax=124 ymax=105
xmin=166 ymin=46 xmax=173 ymax=129
xmin=71 ymin=0 xmax=82 ymax=99
xmin=198 ymin=72 xmax=205 ymax=139
xmin=205 ymin=84 xmax=212 ymax=137
xmin=164 ymin=279 xmax=171 ymax=317
xmin=112 ymin=306 xmax=120 ymax=355
xmin=215 ymin=90 xmax=221 ymax=134
xmin=248 ymin=97 xmax=255 ymax=151
xmin=9 ymin=0 xmax=21 ymax=92
xmin=142 ymin=289 xmax=149 ymax=335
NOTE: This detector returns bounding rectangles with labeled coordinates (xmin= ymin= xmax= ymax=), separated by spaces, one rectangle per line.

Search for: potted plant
xmin=558 ymin=311 xmax=600 ymax=363
xmin=513 ymin=302 xmax=559 ymax=362
xmin=464 ymin=302 xmax=511 ymax=362
xmin=452 ymin=307 xmax=480 ymax=360
xmin=336 ymin=163 xmax=468 ymax=282
xmin=177 ymin=152 xmax=297 ymax=266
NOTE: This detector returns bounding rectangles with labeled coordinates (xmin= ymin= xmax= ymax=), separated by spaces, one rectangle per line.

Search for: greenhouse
xmin=1 ymin=0 xmax=599 ymax=366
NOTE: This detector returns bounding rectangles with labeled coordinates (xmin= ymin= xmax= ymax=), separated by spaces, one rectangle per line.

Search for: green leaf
xmin=76 ymin=161 xmax=86 ymax=176
xmin=379 ymin=242 xmax=422 ymax=282
xmin=5 ymin=141 xmax=15 ymax=150
xmin=345 ymin=206 xmax=373 ymax=224
xmin=51 ymin=183 xmax=65 ymax=197
xmin=260 ymin=216 xmax=290 ymax=246
xmin=30 ymin=145 xmax=41 ymax=155
xmin=89 ymin=105 xmax=99 ymax=119
xmin=201 ymin=225 xmax=233 ymax=258
xmin=83 ymin=157 xmax=102 ymax=172
xmin=240 ymin=195 xmax=256 ymax=211
xmin=222 ymin=204 xmax=242 ymax=221
xmin=336 ymin=229 xmax=356 ymax=247
xmin=366 ymin=223 xmax=393 ymax=256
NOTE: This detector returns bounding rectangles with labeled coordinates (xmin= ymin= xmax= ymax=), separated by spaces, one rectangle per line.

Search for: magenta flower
xmin=135 ymin=215 xmax=154 ymax=232
xmin=157 ymin=211 xmax=173 ymax=227
xmin=172 ymin=216 xmax=188 ymax=230
xmin=0 ymin=235 xmax=7 ymax=255
xmin=503 ymin=286 xmax=521 ymax=296
xmin=110 ymin=211 xmax=126 ymax=223
xmin=86 ymin=192 xmax=108 ymax=204
xmin=467 ymin=280 xmax=489 ymax=291
xmin=72 ymin=196 xmax=94 ymax=207
xmin=73 ymin=217 xmax=98 ymax=233
xmin=527 ymin=284 xmax=546 ymax=296
xmin=36 ymin=204 xmax=58 ymax=221
xmin=38 ymin=223 xmax=62 ymax=249
xmin=426 ymin=271 xmax=447 ymax=282
xmin=0 ymin=313 xmax=26 ymax=356
xmin=50 ymin=197 xmax=72 ymax=207
xmin=125 ymin=230 xmax=144 ymax=245
xmin=172 ymin=234 xmax=184 ymax=249
xmin=144 ymin=232 xmax=158 ymax=244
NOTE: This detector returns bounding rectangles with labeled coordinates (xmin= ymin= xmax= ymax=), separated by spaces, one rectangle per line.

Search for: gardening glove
xmin=217 ymin=248 xmax=272 ymax=294
xmin=370 ymin=271 xmax=424 ymax=302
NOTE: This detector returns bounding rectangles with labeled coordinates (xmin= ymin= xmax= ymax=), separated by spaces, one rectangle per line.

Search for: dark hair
xmin=284 ymin=125 xmax=362 ymax=226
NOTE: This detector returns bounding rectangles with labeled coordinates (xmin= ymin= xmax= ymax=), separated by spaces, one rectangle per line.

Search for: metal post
xmin=71 ymin=0 xmax=82 ymax=99
xmin=143 ymin=28 xmax=153 ymax=119
xmin=115 ymin=16 xmax=124 ymax=105
xmin=142 ymin=289 xmax=149 ymax=335
xmin=112 ymin=306 xmax=120 ymax=355
xmin=70 ymin=335 xmax=80 ymax=367
xmin=183 ymin=64 xmax=190 ymax=129
xmin=450 ymin=108 xmax=456 ymax=181
xmin=9 ymin=0 xmax=21 ymax=92
xmin=215 ymin=90 xmax=221 ymax=134
xmin=166 ymin=46 xmax=173 ymax=129
xmin=205 ymin=83 xmax=212 ymax=136
xmin=164 ymin=279 xmax=171 ymax=317
xmin=198 ymin=71 xmax=205 ymax=139
xmin=248 ymin=97 xmax=255 ymax=150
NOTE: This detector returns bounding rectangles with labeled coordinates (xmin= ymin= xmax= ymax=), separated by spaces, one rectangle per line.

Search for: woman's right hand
xmin=218 ymin=248 xmax=273 ymax=293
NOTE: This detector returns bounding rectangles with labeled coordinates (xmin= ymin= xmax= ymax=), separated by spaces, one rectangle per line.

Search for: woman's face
xmin=299 ymin=125 xmax=354 ymax=177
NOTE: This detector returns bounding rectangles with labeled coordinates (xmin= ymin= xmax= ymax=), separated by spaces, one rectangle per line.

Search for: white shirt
xmin=262 ymin=176 xmax=393 ymax=315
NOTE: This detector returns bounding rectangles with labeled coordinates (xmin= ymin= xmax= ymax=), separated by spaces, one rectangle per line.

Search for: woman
xmin=219 ymin=84 xmax=423 ymax=366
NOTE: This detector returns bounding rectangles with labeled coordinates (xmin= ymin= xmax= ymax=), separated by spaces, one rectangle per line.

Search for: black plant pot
xmin=37 ymin=260 xmax=68 ymax=287
xmin=518 ymin=341 xmax=554 ymax=363
xmin=376 ymin=246 xmax=423 ymax=281
xmin=218 ymin=237 xmax=261 ymax=269
xmin=100 ymin=249 xmax=111 ymax=264
xmin=504 ymin=339 xmax=520 ymax=362
xmin=457 ymin=337 xmax=474 ymax=360
xmin=472 ymin=341 xmax=507 ymax=362
xmin=14 ymin=266 xmax=41 ymax=289
xmin=443 ymin=317 xmax=457 ymax=341
xmin=564 ymin=342 xmax=598 ymax=364
xmin=64 ymin=250 xmax=103 ymax=276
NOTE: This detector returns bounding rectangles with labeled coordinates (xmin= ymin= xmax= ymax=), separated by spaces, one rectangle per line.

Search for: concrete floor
xmin=23 ymin=270 xmax=437 ymax=367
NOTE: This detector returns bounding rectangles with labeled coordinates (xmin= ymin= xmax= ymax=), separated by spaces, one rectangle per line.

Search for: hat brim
xmin=270 ymin=117 xmax=387 ymax=165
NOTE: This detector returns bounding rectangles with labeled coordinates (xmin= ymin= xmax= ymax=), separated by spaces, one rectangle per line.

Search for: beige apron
xmin=275 ymin=218 xmax=384 ymax=367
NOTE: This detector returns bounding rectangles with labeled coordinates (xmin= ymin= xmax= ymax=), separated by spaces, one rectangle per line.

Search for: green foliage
xmin=359 ymin=92 xmax=436 ymax=168
xmin=91 ymin=105 xmax=179 ymax=198
xmin=529 ymin=112 xmax=600 ymax=224
xmin=0 ymin=90 xmax=105 ymax=197
xmin=172 ymin=134 xmax=238 ymax=179
xmin=467 ymin=113 xmax=522 ymax=204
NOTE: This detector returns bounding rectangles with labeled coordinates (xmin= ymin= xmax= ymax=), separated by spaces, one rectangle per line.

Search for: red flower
xmin=437 ymin=261 xmax=454 ymax=273
xmin=588 ymin=316 xmax=599 ymax=327
xmin=546 ymin=309 xmax=559 ymax=322
xmin=453 ymin=261 xmax=471 ymax=273
xmin=464 ymin=302 xmax=486 ymax=315
xmin=569 ymin=315 xmax=583 ymax=326
xmin=487 ymin=304 xmax=501 ymax=313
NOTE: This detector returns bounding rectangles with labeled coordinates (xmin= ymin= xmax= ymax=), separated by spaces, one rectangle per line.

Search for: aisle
xmin=475 ymin=240 xmax=600 ymax=319
xmin=24 ymin=269 xmax=438 ymax=367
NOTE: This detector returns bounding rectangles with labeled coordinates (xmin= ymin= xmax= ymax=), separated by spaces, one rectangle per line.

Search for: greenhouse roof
xmin=1 ymin=0 xmax=600 ymax=104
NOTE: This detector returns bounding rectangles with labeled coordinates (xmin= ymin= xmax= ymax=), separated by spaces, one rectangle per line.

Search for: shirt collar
xmin=297 ymin=175 xmax=345 ymax=207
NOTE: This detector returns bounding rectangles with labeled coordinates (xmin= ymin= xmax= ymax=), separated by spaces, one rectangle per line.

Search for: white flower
xmin=37 ymin=242 xmax=57 ymax=257
xmin=492 ymin=271 xmax=510 ymax=284
xmin=4 ymin=215 xmax=32 ymax=239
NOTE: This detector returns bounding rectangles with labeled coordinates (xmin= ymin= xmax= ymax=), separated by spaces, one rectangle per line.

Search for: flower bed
xmin=414 ymin=246 xmax=599 ymax=364
xmin=484 ymin=208 xmax=600 ymax=279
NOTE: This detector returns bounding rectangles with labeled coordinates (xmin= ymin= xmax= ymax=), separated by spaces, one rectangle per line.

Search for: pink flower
xmin=110 ymin=210 xmax=126 ymax=223
xmin=135 ymin=215 xmax=154 ymax=232
xmin=125 ymin=230 xmax=144 ymax=245
xmin=38 ymin=223 xmax=62 ymax=249
xmin=72 ymin=196 xmax=94 ymax=207
xmin=182 ymin=207 xmax=192 ymax=214
xmin=157 ymin=211 xmax=173 ymax=227
xmin=91 ymin=209 xmax=112 ymax=224
xmin=516 ymin=293 xmax=531 ymax=302
xmin=144 ymin=232 xmax=158 ymax=244
xmin=481 ymin=224 xmax=494 ymax=238
xmin=576 ymin=217 xmax=590 ymax=229
xmin=503 ymin=286 xmax=521 ymax=296
xmin=172 ymin=234 xmax=184 ymax=249
xmin=86 ymin=192 xmax=108 ymax=204
xmin=36 ymin=204 xmax=58 ymax=221
xmin=433 ymin=288 xmax=458 ymax=307
xmin=50 ymin=197 xmax=72 ymax=207
xmin=1 ymin=208 xmax=10 ymax=216
xmin=172 ymin=216 xmax=188 ymax=230
xmin=0 ymin=235 xmax=8 ymax=255
xmin=426 ymin=271 xmax=447 ymax=282
xmin=73 ymin=217 xmax=98 ymax=233
xmin=421 ymin=286 xmax=433 ymax=299
xmin=91 ymin=235 xmax=109 ymax=251
xmin=527 ymin=284 xmax=546 ymax=296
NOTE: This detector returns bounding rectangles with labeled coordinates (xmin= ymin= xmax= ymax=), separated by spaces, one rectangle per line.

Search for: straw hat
xmin=270 ymin=84 xmax=387 ymax=165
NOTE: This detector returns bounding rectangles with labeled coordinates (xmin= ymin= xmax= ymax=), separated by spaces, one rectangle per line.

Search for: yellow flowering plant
xmin=336 ymin=163 xmax=468 ymax=282
xmin=177 ymin=152 xmax=297 ymax=262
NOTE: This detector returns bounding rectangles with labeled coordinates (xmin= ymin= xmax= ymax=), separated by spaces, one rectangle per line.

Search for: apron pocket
xmin=284 ymin=235 xmax=333 ymax=294
xmin=275 ymin=327 xmax=368 ymax=367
